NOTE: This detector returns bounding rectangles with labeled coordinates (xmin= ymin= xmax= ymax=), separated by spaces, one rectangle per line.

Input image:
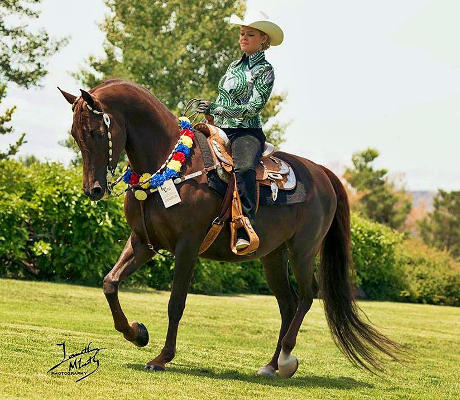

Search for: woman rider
xmin=196 ymin=12 xmax=284 ymax=251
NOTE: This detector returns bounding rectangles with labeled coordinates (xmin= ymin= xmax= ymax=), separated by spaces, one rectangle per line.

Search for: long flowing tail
xmin=318 ymin=166 xmax=402 ymax=371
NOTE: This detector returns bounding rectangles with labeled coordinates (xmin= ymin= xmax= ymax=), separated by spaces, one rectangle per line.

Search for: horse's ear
xmin=80 ymin=89 xmax=96 ymax=109
xmin=58 ymin=87 xmax=77 ymax=105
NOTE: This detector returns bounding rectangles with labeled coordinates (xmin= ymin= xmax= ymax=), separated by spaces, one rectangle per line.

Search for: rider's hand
xmin=195 ymin=100 xmax=212 ymax=114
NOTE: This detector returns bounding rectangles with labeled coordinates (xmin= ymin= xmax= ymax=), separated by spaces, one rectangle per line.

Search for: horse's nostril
xmin=91 ymin=186 xmax=103 ymax=196
xmin=89 ymin=185 xmax=104 ymax=200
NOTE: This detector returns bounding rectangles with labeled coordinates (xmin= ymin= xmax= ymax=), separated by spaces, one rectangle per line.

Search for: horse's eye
xmin=89 ymin=129 xmax=104 ymax=137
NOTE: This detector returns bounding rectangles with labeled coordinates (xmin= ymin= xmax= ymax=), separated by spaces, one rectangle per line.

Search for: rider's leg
xmin=230 ymin=133 xmax=263 ymax=240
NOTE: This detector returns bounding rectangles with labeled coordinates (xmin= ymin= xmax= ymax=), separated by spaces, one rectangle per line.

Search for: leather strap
xmin=139 ymin=200 xmax=154 ymax=251
xmin=230 ymin=175 xmax=260 ymax=255
xmin=199 ymin=176 xmax=235 ymax=254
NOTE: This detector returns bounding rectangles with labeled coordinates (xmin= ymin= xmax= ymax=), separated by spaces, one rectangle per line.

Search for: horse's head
xmin=58 ymin=87 xmax=126 ymax=201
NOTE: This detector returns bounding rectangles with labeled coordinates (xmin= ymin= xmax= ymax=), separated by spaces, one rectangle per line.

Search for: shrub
xmin=0 ymin=159 xmax=129 ymax=283
xmin=191 ymin=259 xmax=269 ymax=295
xmin=350 ymin=213 xmax=406 ymax=300
xmin=1 ymin=159 xmax=458 ymax=306
xmin=397 ymin=239 xmax=460 ymax=306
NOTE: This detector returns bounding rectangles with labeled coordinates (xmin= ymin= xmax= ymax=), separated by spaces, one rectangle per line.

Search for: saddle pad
xmin=194 ymin=129 xmax=307 ymax=206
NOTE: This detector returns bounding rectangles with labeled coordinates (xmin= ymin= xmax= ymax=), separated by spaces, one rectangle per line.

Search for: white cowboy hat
xmin=229 ymin=11 xmax=284 ymax=46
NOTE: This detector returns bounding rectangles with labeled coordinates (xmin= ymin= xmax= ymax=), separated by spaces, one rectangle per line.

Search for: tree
xmin=0 ymin=84 xmax=25 ymax=160
xmin=73 ymin=0 xmax=288 ymax=146
xmin=344 ymin=148 xmax=412 ymax=230
xmin=418 ymin=190 xmax=460 ymax=259
xmin=0 ymin=0 xmax=67 ymax=159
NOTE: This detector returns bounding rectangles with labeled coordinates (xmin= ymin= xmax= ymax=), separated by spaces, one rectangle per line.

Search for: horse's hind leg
xmin=277 ymin=239 xmax=319 ymax=378
xmin=103 ymin=232 xmax=153 ymax=347
xmin=258 ymin=244 xmax=298 ymax=377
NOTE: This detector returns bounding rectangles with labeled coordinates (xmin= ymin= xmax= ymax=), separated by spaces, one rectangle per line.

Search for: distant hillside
xmin=410 ymin=190 xmax=436 ymax=212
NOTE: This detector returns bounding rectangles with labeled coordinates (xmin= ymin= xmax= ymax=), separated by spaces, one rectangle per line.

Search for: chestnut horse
xmin=59 ymin=79 xmax=400 ymax=377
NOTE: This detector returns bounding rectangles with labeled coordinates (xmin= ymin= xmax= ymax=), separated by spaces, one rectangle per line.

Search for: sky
xmin=1 ymin=0 xmax=459 ymax=191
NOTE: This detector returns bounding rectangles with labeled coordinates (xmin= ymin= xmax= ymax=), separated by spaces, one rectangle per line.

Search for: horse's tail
xmin=318 ymin=166 xmax=402 ymax=371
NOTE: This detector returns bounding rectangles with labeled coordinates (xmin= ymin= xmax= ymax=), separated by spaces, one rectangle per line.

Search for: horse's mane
xmin=89 ymin=78 xmax=175 ymax=119
xmin=90 ymin=78 xmax=147 ymax=95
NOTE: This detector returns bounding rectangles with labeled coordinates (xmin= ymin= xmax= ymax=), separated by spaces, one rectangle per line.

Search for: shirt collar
xmin=236 ymin=50 xmax=266 ymax=69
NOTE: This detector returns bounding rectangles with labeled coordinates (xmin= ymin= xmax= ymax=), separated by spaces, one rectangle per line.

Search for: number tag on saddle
xmin=158 ymin=179 xmax=181 ymax=208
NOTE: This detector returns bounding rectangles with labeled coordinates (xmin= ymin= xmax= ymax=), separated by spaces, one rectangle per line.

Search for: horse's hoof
xmin=145 ymin=364 xmax=165 ymax=372
xmin=278 ymin=350 xmax=299 ymax=378
xmin=133 ymin=322 xmax=149 ymax=347
xmin=257 ymin=365 xmax=276 ymax=377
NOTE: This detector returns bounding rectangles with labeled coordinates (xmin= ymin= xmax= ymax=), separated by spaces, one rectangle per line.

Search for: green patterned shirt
xmin=208 ymin=50 xmax=275 ymax=128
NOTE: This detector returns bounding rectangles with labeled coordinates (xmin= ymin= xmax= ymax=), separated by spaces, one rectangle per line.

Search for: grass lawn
xmin=0 ymin=278 xmax=459 ymax=400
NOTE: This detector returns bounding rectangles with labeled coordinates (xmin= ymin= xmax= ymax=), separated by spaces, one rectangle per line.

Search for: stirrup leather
xmin=229 ymin=177 xmax=259 ymax=255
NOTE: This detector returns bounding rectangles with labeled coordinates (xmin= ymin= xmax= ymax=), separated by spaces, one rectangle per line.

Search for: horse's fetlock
xmin=281 ymin=340 xmax=295 ymax=354
xmin=162 ymin=348 xmax=175 ymax=362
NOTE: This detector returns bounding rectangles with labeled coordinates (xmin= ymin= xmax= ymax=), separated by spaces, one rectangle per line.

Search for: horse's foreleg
xmin=145 ymin=238 xmax=198 ymax=371
xmin=103 ymin=232 xmax=153 ymax=346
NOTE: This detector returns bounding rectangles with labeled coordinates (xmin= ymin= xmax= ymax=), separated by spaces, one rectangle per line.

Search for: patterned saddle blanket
xmin=193 ymin=122 xmax=296 ymax=201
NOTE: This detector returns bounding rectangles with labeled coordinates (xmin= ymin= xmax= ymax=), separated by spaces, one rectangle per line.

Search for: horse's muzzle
xmin=85 ymin=182 xmax=105 ymax=201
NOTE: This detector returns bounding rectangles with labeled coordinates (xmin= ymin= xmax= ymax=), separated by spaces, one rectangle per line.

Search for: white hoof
xmin=277 ymin=349 xmax=299 ymax=378
xmin=257 ymin=365 xmax=276 ymax=377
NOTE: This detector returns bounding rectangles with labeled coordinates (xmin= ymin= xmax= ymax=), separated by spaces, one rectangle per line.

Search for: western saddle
xmin=194 ymin=122 xmax=297 ymax=256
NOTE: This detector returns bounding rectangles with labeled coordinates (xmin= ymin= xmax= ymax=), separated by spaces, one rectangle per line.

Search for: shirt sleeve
xmin=208 ymin=64 xmax=275 ymax=119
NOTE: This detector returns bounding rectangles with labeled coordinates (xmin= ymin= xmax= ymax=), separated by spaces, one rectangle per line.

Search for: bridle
xmin=70 ymin=95 xmax=216 ymax=258
xmin=72 ymin=96 xmax=118 ymax=196
xmin=71 ymin=96 xmax=208 ymax=198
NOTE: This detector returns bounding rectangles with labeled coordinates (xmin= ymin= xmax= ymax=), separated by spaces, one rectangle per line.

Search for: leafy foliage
xmin=0 ymin=84 xmax=25 ymax=160
xmin=1 ymin=159 xmax=458 ymax=306
xmin=0 ymin=159 xmax=130 ymax=282
xmin=344 ymin=148 xmax=412 ymax=229
xmin=75 ymin=0 xmax=246 ymax=110
xmin=418 ymin=190 xmax=460 ymax=260
xmin=79 ymin=0 xmax=245 ymax=110
xmin=69 ymin=0 xmax=288 ymax=151
xmin=0 ymin=0 xmax=67 ymax=88
xmin=0 ymin=0 xmax=67 ymax=159
xmin=397 ymin=238 xmax=460 ymax=306
xmin=351 ymin=213 xmax=406 ymax=300
xmin=350 ymin=213 xmax=460 ymax=305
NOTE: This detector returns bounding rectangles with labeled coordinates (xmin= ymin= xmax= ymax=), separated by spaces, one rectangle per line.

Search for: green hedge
xmin=0 ymin=159 xmax=129 ymax=283
xmin=1 ymin=159 xmax=459 ymax=305
xmin=397 ymin=239 xmax=460 ymax=306
xmin=350 ymin=214 xmax=406 ymax=300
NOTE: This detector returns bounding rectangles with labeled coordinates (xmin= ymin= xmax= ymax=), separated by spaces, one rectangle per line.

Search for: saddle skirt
xmin=193 ymin=122 xmax=296 ymax=201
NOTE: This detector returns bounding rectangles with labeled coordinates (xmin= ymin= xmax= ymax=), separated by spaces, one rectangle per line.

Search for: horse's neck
xmin=121 ymin=99 xmax=179 ymax=174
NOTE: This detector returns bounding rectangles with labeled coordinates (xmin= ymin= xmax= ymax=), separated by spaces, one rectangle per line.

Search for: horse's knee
xmin=103 ymin=274 xmax=119 ymax=295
